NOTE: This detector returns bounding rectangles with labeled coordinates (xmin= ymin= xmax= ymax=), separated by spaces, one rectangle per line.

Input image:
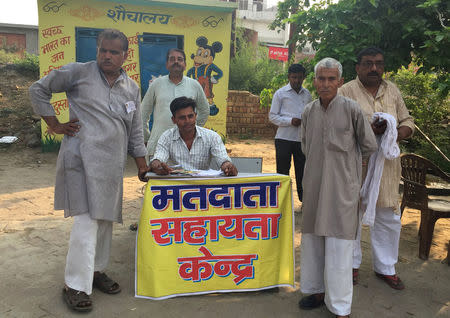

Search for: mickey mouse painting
xmin=187 ymin=36 xmax=223 ymax=116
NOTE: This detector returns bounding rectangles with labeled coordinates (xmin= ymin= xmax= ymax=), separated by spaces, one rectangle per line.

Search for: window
xmin=239 ymin=0 xmax=248 ymax=10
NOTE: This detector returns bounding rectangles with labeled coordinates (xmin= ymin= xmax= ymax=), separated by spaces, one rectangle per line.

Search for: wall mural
xmin=37 ymin=0 xmax=233 ymax=150
xmin=187 ymin=36 xmax=223 ymax=116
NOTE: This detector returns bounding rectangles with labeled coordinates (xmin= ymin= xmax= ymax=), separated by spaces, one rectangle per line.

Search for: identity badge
xmin=125 ymin=101 xmax=136 ymax=113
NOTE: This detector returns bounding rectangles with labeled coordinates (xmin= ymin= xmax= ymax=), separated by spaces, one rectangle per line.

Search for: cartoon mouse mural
xmin=187 ymin=36 xmax=223 ymax=116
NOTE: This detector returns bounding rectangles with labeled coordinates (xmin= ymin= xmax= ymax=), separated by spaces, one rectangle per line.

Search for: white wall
xmin=237 ymin=1 xmax=288 ymax=47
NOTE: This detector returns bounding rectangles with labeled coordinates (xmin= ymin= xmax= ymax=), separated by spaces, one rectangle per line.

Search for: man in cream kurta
xmin=339 ymin=47 xmax=414 ymax=290
xmin=29 ymin=29 xmax=148 ymax=312
xmin=299 ymin=58 xmax=377 ymax=318
xmin=141 ymin=49 xmax=209 ymax=159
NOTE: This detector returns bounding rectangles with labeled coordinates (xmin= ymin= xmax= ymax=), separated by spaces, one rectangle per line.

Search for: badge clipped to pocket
xmin=125 ymin=101 xmax=136 ymax=113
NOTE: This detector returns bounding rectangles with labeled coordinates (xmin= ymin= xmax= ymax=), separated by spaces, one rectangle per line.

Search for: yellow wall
xmin=37 ymin=0 xmax=232 ymax=147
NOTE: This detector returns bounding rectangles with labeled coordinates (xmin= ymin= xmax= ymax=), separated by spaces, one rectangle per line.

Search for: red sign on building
xmin=268 ymin=46 xmax=288 ymax=61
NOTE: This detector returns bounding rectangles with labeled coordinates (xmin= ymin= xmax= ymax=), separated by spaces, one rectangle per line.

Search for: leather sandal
xmin=298 ymin=293 xmax=325 ymax=310
xmin=62 ymin=287 xmax=92 ymax=312
xmin=375 ymin=272 xmax=405 ymax=290
xmin=93 ymin=272 xmax=121 ymax=294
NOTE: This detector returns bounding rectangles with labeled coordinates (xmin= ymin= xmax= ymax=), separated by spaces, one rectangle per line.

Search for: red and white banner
xmin=269 ymin=47 xmax=288 ymax=61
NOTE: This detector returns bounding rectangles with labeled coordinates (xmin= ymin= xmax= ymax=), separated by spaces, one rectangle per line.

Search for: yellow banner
xmin=136 ymin=174 xmax=294 ymax=299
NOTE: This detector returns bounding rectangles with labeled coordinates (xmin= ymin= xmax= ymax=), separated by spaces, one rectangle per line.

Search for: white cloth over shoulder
xmin=360 ymin=112 xmax=400 ymax=226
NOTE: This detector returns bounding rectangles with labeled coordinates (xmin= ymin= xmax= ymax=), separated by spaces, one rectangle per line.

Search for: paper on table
xmin=191 ymin=169 xmax=224 ymax=177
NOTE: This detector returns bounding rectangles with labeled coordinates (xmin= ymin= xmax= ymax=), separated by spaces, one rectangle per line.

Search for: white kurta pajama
xmin=339 ymin=77 xmax=415 ymax=275
xmin=141 ymin=75 xmax=210 ymax=158
xmin=29 ymin=61 xmax=147 ymax=294
xmin=300 ymin=95 xmax=377 ymax=316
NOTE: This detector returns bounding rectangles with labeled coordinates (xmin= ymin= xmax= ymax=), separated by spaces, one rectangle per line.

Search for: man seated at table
xmin=150 ymin=96 xmax=238 ymax=176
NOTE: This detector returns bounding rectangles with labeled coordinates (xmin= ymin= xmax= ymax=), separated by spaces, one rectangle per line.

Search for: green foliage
xmin=271 ymin=0 xmax=449 ymax=95
xmin=13 ymin=52 xmax=39 ymax=76
xmin=391 ymin=64 xmax=450 ymax=171
xmin=260 ymin=72 xmax=288 ymax=108
xmin=229 ymin=28 xmax=284 ymax=95
xmin=0 ymin=49 xmax=17 ymax=64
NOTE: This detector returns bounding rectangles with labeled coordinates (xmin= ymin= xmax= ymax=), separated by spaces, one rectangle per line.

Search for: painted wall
xmin=37 ymin=0 xmax=233 ymax=150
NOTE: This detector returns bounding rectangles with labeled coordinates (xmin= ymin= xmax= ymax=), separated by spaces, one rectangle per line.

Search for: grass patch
xmin=41 ymin=134 xmax=61 ymax=152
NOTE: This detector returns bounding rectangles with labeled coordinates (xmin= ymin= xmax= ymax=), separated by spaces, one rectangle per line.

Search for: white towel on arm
xmin=360 ymin=112 xmax=400 ymax=226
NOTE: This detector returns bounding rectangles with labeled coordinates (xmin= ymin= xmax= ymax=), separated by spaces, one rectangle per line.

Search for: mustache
xmin=368 ymin=72 xmax=379 ymax=76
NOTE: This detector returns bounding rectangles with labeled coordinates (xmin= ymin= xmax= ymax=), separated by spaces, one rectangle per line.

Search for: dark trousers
xmin=275 ymin=139 xmax=305 ymax=201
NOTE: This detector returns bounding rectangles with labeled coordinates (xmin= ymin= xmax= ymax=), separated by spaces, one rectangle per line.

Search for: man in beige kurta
xmin=298 ymin=58 xmax=377 ymax=318
xmin=339 ymin=47 xmax=414 ymax=290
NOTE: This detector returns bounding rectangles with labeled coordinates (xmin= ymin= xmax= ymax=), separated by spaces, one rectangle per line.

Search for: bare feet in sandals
xmin=93 ymin=271 xmax=121 ymax=294
xmin=62 ymin=286 xmax=92 ymax=312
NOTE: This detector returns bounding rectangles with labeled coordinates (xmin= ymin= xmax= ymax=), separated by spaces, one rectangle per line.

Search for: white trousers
xmin=300 ymin=234 xmax=353 ymax=316
xmin=353 ymin=207 xmax=401 ymax=275
xmin=65 ymin=213 xmax=113 ymax=295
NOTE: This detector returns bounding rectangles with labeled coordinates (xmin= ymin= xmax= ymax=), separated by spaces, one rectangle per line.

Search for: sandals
xmin=375 ymin=272 xmax=405 ymax=290
xmin=298 ymin=293 xmax=325 ymax=310
xmin=93 ymin=272 xmax=122 ymax=294
xmin=62 ymin=287 xmax=92 ymax=312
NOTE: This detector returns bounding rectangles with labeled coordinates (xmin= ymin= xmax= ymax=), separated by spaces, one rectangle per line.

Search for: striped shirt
xmin=152 ymin=126 xmax=230 ymax=170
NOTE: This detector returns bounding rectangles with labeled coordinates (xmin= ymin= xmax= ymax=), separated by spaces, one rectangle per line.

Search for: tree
xmin=390 ymin=63 xmax=449 ymax=171
xmin=271 ymin=0 xmax=449 ymax=95
xmin=228 ymin=27 xmax=284 ymax=95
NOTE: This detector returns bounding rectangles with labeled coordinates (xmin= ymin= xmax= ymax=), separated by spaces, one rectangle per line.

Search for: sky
xmin=267 ymin=0 xmax=281 ymax=7
xmin=0 ymin=0 xmax=38 ymax=25
xmin=0 ymin=0 xmax=281 ymax=25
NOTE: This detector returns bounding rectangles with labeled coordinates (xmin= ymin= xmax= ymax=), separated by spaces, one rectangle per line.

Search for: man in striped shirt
xmin=150 ymin=96 xmax=237 ymax=176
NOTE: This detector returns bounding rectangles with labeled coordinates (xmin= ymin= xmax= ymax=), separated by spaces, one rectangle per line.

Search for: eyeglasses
xmin=169 ymin=56 xmax=185 ymax=62
xmin=360 ymin=61 xmax=384 ymax=68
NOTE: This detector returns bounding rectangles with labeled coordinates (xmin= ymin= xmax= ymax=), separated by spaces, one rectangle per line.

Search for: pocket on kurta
xmin=327 ymin=128 xmax=353 ymax=152
xmin=64 ymin=151 xmax=89 ymax=213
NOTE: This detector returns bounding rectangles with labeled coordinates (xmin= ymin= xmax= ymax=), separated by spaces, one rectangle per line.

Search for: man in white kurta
xmin=299 ymin=58 xmax=377 ymax=318
xmin=141 ymin=49 xmax=209 ymax=159
xmin=339 ymin=47 xmax=414 ymax=290
xmin=29 ymin=29 xmax=148 ymax=312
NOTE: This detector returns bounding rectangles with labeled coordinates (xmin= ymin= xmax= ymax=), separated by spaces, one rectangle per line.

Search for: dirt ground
xmin=0 ymin=138 xmax=449 ymax=318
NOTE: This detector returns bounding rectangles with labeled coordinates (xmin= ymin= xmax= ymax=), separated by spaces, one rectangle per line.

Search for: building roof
xmin=0 ymin=23 xmax=38 ymax=30
xmin=95 ymin=0 xmax=237 ymax=12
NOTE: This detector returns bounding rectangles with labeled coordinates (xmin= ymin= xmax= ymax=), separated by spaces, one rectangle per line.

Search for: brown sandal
xmin=375 ymin=272 xmax=405 ymax=290
xmin=93 ymin=272 xmax=121 ymax=294
xmin=62 ymin=287 xmax=92 ymax=312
